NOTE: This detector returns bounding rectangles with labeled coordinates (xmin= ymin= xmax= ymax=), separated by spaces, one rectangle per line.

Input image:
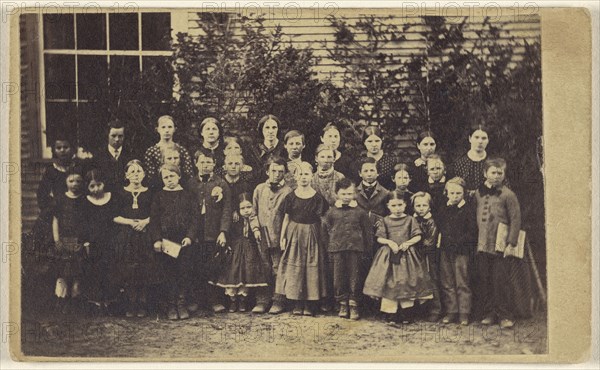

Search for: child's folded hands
xmin=181 ymin=238 xmax=192 ymax=247
xmin=388 ymin=241 xmax=400 ymax=254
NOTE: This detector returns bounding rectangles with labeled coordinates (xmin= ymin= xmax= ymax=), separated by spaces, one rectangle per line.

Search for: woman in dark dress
xmin=320 ymin=123 xmax=355 ymax=182
xmin=113 ymin=160 xmax=160 ymax=318
xmin=449 ymin=126 xmax=490 ymax=196
xmin=250 ymin=115 xmax=286 ymax=183
xmin=357 ymin=125 xmax=398 ymax=190
xmin=195 ymin=117 xmax=226 ymax=169
xmin=408 ymin=131 xmax=438 ymax=193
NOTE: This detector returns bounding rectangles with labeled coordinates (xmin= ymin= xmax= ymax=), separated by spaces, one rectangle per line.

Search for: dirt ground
xmin=18 ymin=305 xmax=547 ymax=360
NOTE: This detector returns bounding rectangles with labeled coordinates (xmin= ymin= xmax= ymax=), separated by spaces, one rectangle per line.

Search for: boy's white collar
xmin=447 ymin=199 xmax=466 ymax=208
xmin=413 ymin=212 xmax=432 ymax=219
xmin=163 ymin=185 xmax=184 ymax=191
xmin=428 ymin=176 xmax=446 ymax=184
xmin=335 ymin=200 xmax=358 ymax=208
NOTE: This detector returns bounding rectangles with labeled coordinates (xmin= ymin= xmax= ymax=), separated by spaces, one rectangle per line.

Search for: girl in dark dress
xmin=212 ymin=193 xmax=269 ymax=312
xmin=408 ymin=131 xmax=438 ymax=193
xmin=276 ymin=161 xmax=329 ymax=316
xmin=79 ymin=169 xmax=120 ymax=314
xmin=35 ymin=135 xmax=78 ymax=253
xmin=113 ymin=160 xmax=159 ymax=318
xmin=51 ymin=169 xmax=85 ymax=314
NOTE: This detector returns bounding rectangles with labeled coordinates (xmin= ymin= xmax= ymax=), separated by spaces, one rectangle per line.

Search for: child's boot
xmin=338 ymin=301 xmax=349 ymax=318
xmin=349 ymin=300 xmax=360 ymax=320
xmin=167 ymin=297 xmax=178 ymax=320
xmin=228 ymin=296 xmax=238 ymax=313
xmin=238 ymin=296 xmax=247 ymax=313
xmin=177 ymin=295 xmax=190 ymax=320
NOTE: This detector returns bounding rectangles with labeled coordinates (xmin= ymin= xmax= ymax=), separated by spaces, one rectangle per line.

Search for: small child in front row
xmin=149 ymin=164 xmax=201 ymax=320
xmin=51 ymin=168 xmax=85 ymax=314
xmin=212 ymin=193 xmax=270 ymax=313
xmin=411 ymin=192 xmax=441 ymax=322
xmin=322 ymin=178 xmax=373 ymax=320
xmin=363 ymin=191 xmax=434 ymax=324
xmin=474 ymin=158 xmax=521 ymax=329
xmin=437 ymin=177 xmax=477 ymax=326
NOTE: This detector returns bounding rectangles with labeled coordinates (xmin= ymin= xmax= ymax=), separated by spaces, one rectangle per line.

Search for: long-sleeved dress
xmin=113 ymin=188 xmax=161 ymax=289
xmin=275 ymin=191 xmax=329 ymax=301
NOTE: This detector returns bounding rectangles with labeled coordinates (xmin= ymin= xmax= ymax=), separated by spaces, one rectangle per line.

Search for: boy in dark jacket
xmin=322 ymin=178 xmax=373 ymax=320
xmin=437 ymin=177 xmax=477 ymax=326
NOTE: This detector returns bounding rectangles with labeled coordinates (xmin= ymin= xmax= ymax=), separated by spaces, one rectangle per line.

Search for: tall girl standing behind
xmin=212 ymin=193 xmax=270 ymax=313
xmin=276 ymin=161 xmax=329 ymax=316
xmin=363 ymin=191 xmax=434 ymax=324
xmin=113 ymin=160 xmax=159 ymax=318
xmin=80 ymin=169 xmax=120 ymax=314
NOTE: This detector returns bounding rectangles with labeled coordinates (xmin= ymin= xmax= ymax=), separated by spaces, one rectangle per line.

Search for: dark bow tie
xmin=269 ymin=182 xmax=281 ymax=192
xmin=200 ymin=175 xmax=210 ymax=182
xmin=479 ymin=185 xmax=501 ymax=197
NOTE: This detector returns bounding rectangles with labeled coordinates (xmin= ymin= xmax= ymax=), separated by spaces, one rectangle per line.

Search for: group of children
xmin=38 ymin=122 xmax=522 ymax=330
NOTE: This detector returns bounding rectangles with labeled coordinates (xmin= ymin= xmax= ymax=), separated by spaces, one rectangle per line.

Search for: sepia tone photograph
xmin=4 ymin=3 xmax=592 ymax=363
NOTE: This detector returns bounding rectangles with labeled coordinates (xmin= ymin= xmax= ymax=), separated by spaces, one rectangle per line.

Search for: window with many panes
xmin=40 ymin=12 xmax=173 ymax=157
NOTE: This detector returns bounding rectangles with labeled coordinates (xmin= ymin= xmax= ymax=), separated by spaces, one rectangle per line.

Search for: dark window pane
xmin=45 ymin=102 xmax=77 ymax=148
xmin=44 ymin=54 xmax=75 ymax=100
xmin=78 ymin=56 xmax=108 ymax=100
xmin=43 ymin=14 xmax=74 ymax=49
xmin=142 ymin=13 xmax=171 ymax=50
xmin=109 ymin=56 xmax=140 ymax=103
xmin=77 ymin=102 xmax=109 ymax=152
xmin=142 ymin=56 xmax=173 ymax=101
xmin=77 ymin=13 xmax=106 ymax=50
xmin=109 ymin=13 xmax=138 ymax=50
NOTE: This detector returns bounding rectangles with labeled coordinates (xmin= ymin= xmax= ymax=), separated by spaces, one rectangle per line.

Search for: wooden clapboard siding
xmin=20 ymin=14 xmax=44 ymax=233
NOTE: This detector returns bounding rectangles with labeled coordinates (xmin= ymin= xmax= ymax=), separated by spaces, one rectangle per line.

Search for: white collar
xmin=108 ymin=145 xmax=121 ymax=158
xmin=53 ymin=162 xmax=68 ymax=173
xmin=65 ymin=191 xmax=81 ymax=199
xmin=428 ymin=176 xmax=446 ymax=184
xmin=124 ymin=185 xmax=148 ymax=193
xmin=413 ymin=212 xmax=432 ymax=219
xmin=87 ymin=192 xmax=111 ymax=205
xmin=361 ymin=180 xmax=378 ymax=188
xmin=447 ymin=199 xmax=466 ymax=208
xmin=265 ymin=179 xmax=286 ymax=187
xmin=414 ymin=157 xmax=427 ymax=167
xmin=335 ymin=200 xmax=358 ymax=208
xmin=163 ymin=185 xmax=184 ymax=191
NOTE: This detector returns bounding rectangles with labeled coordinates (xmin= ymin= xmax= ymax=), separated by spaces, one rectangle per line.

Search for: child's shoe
xmin=349 ymin=305 xmax=360 ymax=321
xmin=292 ymin=302 xmax=303 ymax=316
xmin=303 ymin=303 xmax=314 ymax=317
xmin=228 ymin=297 xmax=238 ymax=313
xmin=499 ymin=319 xmax=514 ymax=329
xmin=252 ymin=303 xmax=267 ymax=314
xmin=137 ymin=307 xmax=147 ymax=318
xmin=442 ymin=314 xmax=457 ymax=324
xmin=459 ymin=313 xmax=469 ymax=326
xmin=177 ymin=296 xmax=190 ymax=320
xmin=212 ymin=304 xmax=226 ymax=314
xmin=268 ymin=303 xmax=285 ymax=315
xmin=187 ymin=303 xmax=199 ymax=313
xmin=481 ymin=315 xmax=495 ymax=325
xmin=167 ymin=305 xmax=178 ymax=320
xmin=238 ymin=296 xmax=247 ymax=313
xmin=338 ymin=302 xmax=349 ymax=318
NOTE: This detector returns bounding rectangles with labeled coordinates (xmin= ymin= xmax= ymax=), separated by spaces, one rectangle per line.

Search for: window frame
xmin=37 ymin=11 xmax=183 ymax=158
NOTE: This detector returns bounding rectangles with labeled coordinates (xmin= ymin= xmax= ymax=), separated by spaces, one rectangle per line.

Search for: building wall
xmin=20 ymin=10 xmax=541 ymax=232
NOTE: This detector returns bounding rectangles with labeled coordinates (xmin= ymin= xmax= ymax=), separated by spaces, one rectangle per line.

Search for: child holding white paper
xmin=149 ymin=164 xmax=200 ymax=320
xmin=474 ymin=158 xmax=521 ymax=329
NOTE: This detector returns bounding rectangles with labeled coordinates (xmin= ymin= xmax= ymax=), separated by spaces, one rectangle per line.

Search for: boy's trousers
xmin=475 ymin=252 xmax=514 ymax=321
xmin=440 ymin=251 xmax=471 ymax=315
